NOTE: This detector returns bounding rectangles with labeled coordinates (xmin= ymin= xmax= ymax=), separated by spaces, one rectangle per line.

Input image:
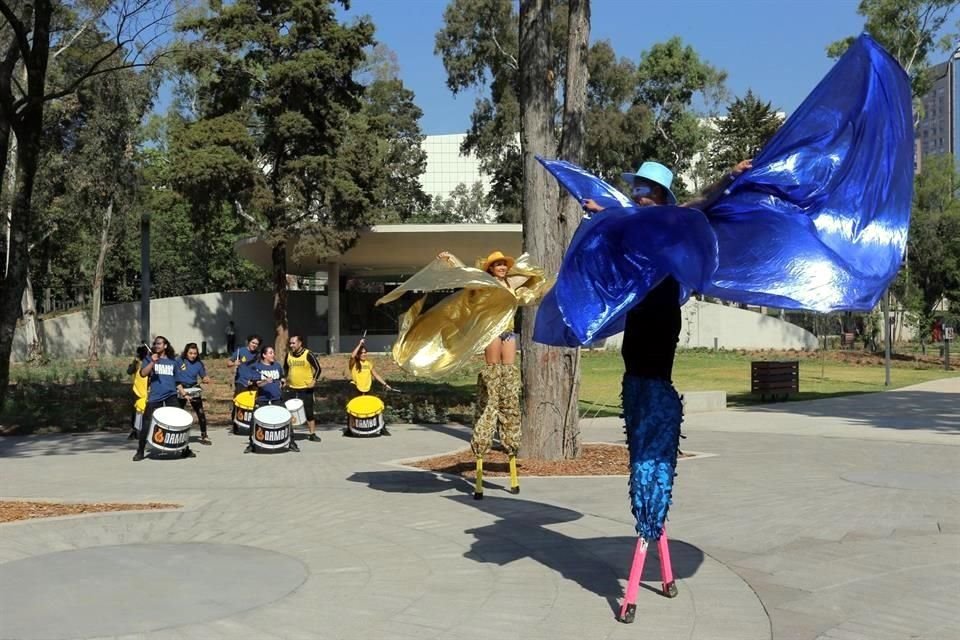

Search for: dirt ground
xmin=0 ymin=500 xmax=179 ymax=523
xmin=407 ymin=443 xmax=693 ymax=478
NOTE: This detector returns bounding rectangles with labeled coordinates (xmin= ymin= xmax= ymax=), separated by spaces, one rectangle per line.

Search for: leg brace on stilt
xmin=471 ymin=364 xmax=500 ymax=458
xmin=497 ymin=364 xmax=522 ymax=456
xmin=622 ymin=375 xmax=683 ymax=541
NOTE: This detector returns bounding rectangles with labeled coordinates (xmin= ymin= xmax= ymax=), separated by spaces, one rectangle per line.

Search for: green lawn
xmin=577 ymin=349 xmax=960 ymax=416
xmin=3 ymin=348 xmax=957 ymax=433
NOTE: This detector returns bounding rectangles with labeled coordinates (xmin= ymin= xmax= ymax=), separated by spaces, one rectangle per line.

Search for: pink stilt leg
xmin=658 ymin=528 xmax=678 ymax=598
xmin=618 ymin=537 xmax=648 ymax=623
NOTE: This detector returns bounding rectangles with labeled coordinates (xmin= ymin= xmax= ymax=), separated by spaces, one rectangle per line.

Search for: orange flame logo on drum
xmin=153 ymin=428 xmax=165 ymax=444
xmin=255 ymin=427 xmax=265 ymax=441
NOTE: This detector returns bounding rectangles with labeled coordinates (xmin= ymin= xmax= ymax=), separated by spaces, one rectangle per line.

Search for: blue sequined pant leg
xmin=622 ymin=375 xmax=683 ymax=541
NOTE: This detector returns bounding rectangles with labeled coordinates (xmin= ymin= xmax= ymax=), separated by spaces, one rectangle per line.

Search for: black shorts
xmin=283 ymin=387 xmax=315 ymax=421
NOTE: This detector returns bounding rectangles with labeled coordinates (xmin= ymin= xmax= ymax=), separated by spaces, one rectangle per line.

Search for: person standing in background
xmin=226 ymin=321 xmax=237 ymax=355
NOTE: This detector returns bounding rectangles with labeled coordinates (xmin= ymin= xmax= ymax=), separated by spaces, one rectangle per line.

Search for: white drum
xmin=182 ymin=387 xmax=202 ymax=399
xmin=148 ymin=406 xmax=193 ymax=453
xmin=284 ymin=398 xmax=307 ymax=426
xmin=252 ymin=405 xmax=292 ymax=451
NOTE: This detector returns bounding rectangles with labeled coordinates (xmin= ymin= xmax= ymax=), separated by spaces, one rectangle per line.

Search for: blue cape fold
xmin=534 ymin=34 xmax=913 ymax=347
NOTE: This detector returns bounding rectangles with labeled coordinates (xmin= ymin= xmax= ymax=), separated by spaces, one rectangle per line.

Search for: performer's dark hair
xmin=351 ymin=344 xmax=367 ymax=372
xmin=181 ymin=342 xmax=202 ymax=360
xmin=153 ymin=335 xmax=176 ymax=359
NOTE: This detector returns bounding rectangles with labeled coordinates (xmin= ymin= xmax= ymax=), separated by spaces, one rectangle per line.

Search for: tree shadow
xmin=741 ymin=388 xmax=960 ymax=434
xmin=347 ymin=469 xmax=704 ymax=615
xmin=0 ymin=432 xmax=135 ymax=459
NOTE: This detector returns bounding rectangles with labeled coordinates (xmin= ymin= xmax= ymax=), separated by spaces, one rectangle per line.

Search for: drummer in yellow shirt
xmin=348 ymin=338 xmax=395 ymax=435
xmin=284 ymin=334 xmax=322 ymax=443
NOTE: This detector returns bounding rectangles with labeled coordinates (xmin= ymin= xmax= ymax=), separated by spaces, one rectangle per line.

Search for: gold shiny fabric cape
xmin=375 ymin=253 xmax=552 ymax=377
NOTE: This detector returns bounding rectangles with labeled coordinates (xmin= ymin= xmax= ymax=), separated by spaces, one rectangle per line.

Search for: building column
xmin=327 ymin=261 xmax=340 ymax=354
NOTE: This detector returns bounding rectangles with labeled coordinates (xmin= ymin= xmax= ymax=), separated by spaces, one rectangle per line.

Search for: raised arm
xmin=683 ymin=159 xmax=752 ymax=210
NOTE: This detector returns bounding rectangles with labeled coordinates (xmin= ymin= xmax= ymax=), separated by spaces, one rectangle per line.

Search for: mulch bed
xmin=407 ymin=443 xmax=694 ymax=478
xmin=0 ymin=500 xmax=180 ymax=523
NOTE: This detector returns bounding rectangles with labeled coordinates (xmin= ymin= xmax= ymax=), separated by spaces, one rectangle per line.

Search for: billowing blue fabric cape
xmin=534 ymin=34 xmax=913 ymax=347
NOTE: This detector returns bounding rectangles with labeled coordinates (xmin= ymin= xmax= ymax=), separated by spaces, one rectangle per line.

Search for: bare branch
xmin=51 ymin=22 xmax=90 ymax=61
xmin=491 ymin=33 xmax=519 ymax=71
xmin=235 ymin=200 xmax=267 ymax=233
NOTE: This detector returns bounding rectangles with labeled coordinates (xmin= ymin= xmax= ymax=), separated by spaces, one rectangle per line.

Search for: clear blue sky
xmin=338 ymin=0 xmax=874 ymax=134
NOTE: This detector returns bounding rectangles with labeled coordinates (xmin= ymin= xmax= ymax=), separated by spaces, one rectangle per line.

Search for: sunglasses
xmin=631 ymin=183 xmax=655 ymax=198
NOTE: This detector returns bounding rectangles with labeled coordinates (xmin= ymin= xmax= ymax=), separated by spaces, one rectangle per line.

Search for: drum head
xmin=234 ymin=390 xmax=257 ymax=410
xmin=284 ymin=399 xmax=304 ymax=411
xmin=183 ymin=387 xmax=201 ymax=396
xmin=346 ymin=395 xmax=384 ymax=418
xmin=254 ymin=405 xmax=292 ymax=427
xmin=153 ymin=406 xmax=193 ymax=428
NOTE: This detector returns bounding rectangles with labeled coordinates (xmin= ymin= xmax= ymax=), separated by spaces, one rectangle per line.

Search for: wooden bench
xmin=751 ymin=360 xmax=799 ymax=401
xmin=840 ymin=332 xmax=856 ymax=349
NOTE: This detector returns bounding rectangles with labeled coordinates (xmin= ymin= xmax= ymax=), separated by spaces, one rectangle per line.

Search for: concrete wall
xmin=13 ymin=291 xmax=331 ymax=362
xmin=601 ymin=300 xmax=819 ymax=351
xmin=16 ymin=293 xmax=818 ymax=362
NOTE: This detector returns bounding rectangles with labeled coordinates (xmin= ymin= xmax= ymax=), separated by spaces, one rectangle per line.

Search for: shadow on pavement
xmin=348 ymin=469 xmax=704 ymax=615
xmin=0 ymin=432 xmax=135 ymax=459
xmin=743 ymin=388 xmax=960 ymax=434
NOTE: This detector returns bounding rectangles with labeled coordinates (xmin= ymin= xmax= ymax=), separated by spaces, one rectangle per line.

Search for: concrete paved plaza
xmin=1 ymin=378 xmax=958 ymax=640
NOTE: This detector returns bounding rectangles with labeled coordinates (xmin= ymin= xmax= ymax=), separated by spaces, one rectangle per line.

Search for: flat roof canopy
xmin=236 ymin=224 xmax=523 ymax=277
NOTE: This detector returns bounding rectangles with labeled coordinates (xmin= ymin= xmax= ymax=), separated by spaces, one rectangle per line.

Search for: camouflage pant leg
xmin=497 ymin=363 xmax=522 ymax=455
xmin=471 ymin=364 xmax=500 ymax=457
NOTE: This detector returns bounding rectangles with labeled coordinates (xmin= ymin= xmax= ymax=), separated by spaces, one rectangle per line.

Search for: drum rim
xmin=346 ymin=395 xmax=384 ymax=418
xmin=152 ymin=406 xmax=193 ymax=428
xmin=253 ymin=405 xmax=292 ymax=427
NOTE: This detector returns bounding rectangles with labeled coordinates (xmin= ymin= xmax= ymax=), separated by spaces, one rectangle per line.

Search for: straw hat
xmin=479 ymin=250 xmax=515 ymax=272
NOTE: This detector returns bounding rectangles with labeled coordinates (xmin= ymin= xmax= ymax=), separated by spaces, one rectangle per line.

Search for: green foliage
xmin=414 ymin=181 xmax=489 ymax=223
xmin=435 ymin=2 xmax=727 ymax=213
xmin=827 ymin=0 xmax=960 ymax=98
xmin=902 ymin=154 xmax=960 ymax=316
xmin=708 ymin=90 xmax=782 ymax=177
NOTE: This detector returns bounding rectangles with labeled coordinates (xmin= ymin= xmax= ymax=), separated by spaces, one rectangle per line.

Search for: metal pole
xmin=140 ymin=212 xmax=150 ymax=343
xmin=882 ymin=292 xmax=891 ymax=387
xmin=946 ymin=337 xmax=952 ymax=372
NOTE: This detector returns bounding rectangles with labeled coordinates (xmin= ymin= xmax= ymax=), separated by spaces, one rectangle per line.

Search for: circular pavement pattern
xmin=0 ymin=543 xmax=308 ymax=640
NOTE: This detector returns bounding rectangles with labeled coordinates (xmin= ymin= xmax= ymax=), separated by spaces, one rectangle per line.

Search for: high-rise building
xmin=916 ymin=48 xmax=960 ymax=172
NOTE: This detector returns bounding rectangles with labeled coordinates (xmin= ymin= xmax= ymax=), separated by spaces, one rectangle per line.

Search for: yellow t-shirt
xmin=350 ymin=359 xmax=374 ymax=393
xmin=132 ymin=370 xmax=148 ymax=413
xmin=286 ymin=349 xmax=319 ymax=389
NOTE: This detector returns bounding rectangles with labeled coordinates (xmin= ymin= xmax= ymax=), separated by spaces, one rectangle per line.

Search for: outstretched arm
xmin=683 ymin=159 xmax=752 ymax=209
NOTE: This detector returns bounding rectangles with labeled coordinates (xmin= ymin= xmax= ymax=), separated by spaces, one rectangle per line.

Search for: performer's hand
xmin=582 ymin=198 xmax=604 ymax=213
xmin=730 ymin=159 xmax=752 ymax=176
xmin=202 ymin=376 xmax=211 ymax=384
xmin=150 ymin=352 xmax=160 ymax=363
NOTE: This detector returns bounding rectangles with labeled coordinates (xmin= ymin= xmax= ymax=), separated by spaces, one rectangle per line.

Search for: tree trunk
xmin=518 ymin=0 xmax=590 ymax=460
xmin=20 ymin=275 xmax=41 ymax=360
xmin=87 ymin=198 xmax=113 ymax=362
xmin=272 ymin=240 xmax=289 ymax=362
xmin=0 ymin=128 xmax=42 ymax=404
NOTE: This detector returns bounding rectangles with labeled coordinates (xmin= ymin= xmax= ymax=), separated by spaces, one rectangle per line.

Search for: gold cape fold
xmin=375 ymin=253 xmax=552 ymax=377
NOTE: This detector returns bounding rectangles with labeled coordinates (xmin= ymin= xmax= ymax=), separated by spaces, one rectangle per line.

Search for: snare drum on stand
xmin=233 ymin=390 xmax=257 ymax=434
xmin=346 ymin=395 xmax=386 ymax=437
xmin=148 ymin=407 xmax=194 ymax=455
xmin=284 ymin=398 xmax=307 ymax=426
xmin=182 ymin=387 xmax=202 ymax=399
xmin=252 ymin=405 xmax=293 ymax=452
